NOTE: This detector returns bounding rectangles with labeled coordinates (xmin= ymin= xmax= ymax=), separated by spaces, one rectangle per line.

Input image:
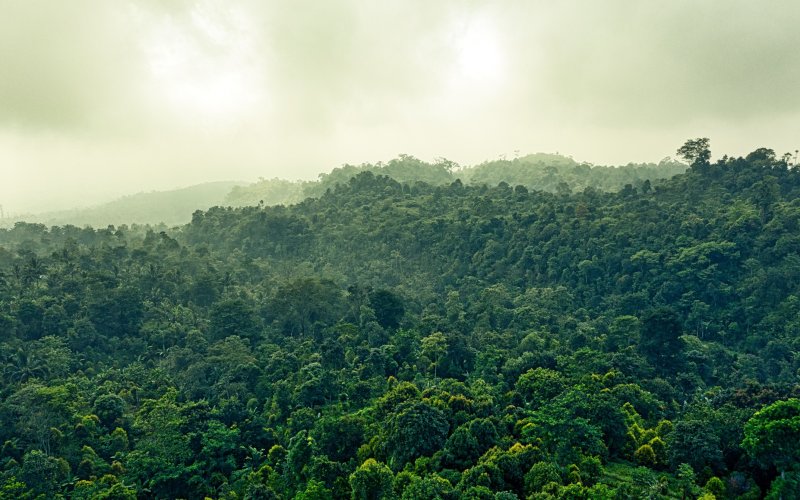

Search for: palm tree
xmin=5 ymin=348 xmax=48 ymax=383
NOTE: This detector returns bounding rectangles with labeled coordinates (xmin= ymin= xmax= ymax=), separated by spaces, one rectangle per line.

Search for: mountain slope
xmin=11 ymin=181 xmax=243 ymax=227
xmin=0 ymin=146 xmax=797 ymax=498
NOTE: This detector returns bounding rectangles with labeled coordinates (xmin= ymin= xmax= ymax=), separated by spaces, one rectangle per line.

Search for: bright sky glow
xmin=143 ymin=4 xmax=263 ymax=123
xmin=1 ymin=0 xmax=799 ymax=214
xmin=455 ymin=16 xmax=506 ymax=84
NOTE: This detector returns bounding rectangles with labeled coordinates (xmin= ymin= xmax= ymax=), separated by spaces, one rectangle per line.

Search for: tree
xmin=385 ymin=400 xmax=449 ymax=469
xmin=312 ymin=414 xmax=365 ymax=462
xmin=296 ymin=479 xmax=334 ymax=500
xmin=765 ymin=470 xmax=800 ymax=499
xmin=704 ymin=476 xmax=726 ymax=498
xmin=742 ymin=399 xmax=800 ymax=474
xmin=209 ymin=297 xmax=261 ymax=342
xmin=124 ymin=390 xmax=193 ymax=498
xmin=349 ymin=459 xmax=394 ymax=500
xmin=746 ymin=147 xmax=777 ymax=165
xmin=400 ymin=474 xmax=453 ymax=499
xmin=524 ymin=461 xmax=561 ymax=494
xmin=676 ymin=463 xmax=699 ymax=499
xmin=7 ymin=383 xmax=74 ymax=455
xmin=639 ymin=307 xmax=684 ymax=373
xmin=93 ymin=393 xmax=126 ymax=428
xmin=198 ymin=420 xmax=241 ymax=478
xmin=442 ymin=425 xmax=481 ymax=469
xmin=752 ymin=176 xmax=780 ymax=223
xmin=634 ymin=444 xmax=656 ymax=466
xmin=421 ymin=332 xmax=447 ymax=381
xmin=677 ymin=138 xmax=711 ymax=166
xmin=606 ymin=315 xmax=640 ymax=351
xmin=272 ymin=278 xmax=344 ymax=336
xmin=515 ymin=367 xmax=565 ymax=406
xmin=5 ymin=347 xmax=48 ymax=382
xmin=668 ymin=420 xmax=723 ymax=473
xmin=19 ymin=450 xmax=69 ymax=497
xmin=286 ymin=430 xmax=314 ymax=489
xmin=369 ymin=289 xmax=405 ymax=330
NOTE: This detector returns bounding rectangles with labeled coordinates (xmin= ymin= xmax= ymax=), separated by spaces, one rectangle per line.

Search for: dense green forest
xmin=225 ymin=153 xmax=687 ymax=208
xmin=2 ymin=142 xmax=800 ymax=498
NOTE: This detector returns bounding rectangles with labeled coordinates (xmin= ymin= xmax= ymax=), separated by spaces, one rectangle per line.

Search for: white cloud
xmin=2 ymin=0 xmax=800 ymax=213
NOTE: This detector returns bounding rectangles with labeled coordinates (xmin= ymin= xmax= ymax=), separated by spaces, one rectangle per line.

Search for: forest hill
xmin=0 ymin=143 xmax=799 ymax=498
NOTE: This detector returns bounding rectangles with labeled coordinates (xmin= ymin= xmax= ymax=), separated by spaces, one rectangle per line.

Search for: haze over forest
xmin=5 ymin=1 xmax=800 ymax=498
xmin=3 ymin=0 xmax=800 ymax=214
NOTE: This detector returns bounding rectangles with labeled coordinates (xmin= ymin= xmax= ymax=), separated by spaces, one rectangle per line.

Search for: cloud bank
xmin=2 ymin=0 xmax=799 ymax=212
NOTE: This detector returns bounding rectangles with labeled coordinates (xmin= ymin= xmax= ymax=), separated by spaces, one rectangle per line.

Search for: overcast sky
xmin=2 ymin=0 xmax=800 ymax=213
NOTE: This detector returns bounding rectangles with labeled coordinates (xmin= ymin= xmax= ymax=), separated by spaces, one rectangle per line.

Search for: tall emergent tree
xmin=677 ymin=138 xmax=711 ymax=166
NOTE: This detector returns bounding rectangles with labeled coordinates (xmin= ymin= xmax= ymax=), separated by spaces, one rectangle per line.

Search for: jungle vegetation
xmin=0 ymin=141 xmax=799 ymax=498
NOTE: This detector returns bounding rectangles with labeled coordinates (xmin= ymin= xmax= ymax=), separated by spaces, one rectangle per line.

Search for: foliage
xmin=742 ymin=398 xmax=800 ymax=472
xmin=1 ymin=143 xmax=799 ymax=496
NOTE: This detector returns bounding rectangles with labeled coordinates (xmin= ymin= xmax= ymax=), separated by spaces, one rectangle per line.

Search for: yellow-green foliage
xmin=623 ymin=403 xmax=671 ymax=465
xmin=634 ymin=444 xmax=656 ymax=466
xmin=704 ymin=476 xmax=726 ymax=498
